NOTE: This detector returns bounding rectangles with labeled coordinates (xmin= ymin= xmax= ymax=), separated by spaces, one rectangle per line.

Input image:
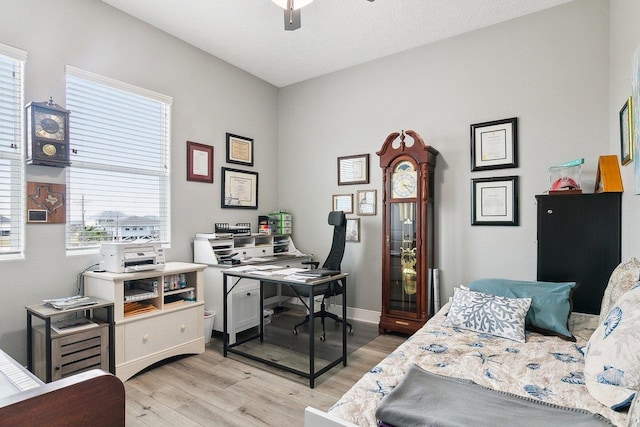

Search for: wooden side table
xmin=26 ymin=298 xmax=114 ymax=383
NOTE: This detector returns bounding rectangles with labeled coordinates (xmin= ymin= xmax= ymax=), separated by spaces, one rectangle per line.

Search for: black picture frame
xmin=337 ymin=154 xmax=369 ymax=185
xmin=471 ymin=117 xmax=518 ymax=171
xmin=221 ymin=167 xmax=258 ymax=209
xmin=620 ymin=97 xmax=633 ymax=166
xmin=471 ymin=176 xmax=519 ymax=226
xmin=226 ymin=133 xmax=254 ymax=167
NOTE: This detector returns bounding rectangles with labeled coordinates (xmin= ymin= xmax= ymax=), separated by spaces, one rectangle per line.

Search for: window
xmin=65 ymin=66 xmax=172 ymax=252
xmin=0 ymin=44 xmax=26 ymax=258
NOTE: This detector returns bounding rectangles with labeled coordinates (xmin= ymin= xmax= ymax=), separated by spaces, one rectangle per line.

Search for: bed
xmin=305 ymin=259 xmax=640 ymax=427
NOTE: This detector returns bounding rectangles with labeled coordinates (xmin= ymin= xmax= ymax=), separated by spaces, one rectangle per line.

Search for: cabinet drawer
xmin=124 ymin=308 xmax=199 ymax=361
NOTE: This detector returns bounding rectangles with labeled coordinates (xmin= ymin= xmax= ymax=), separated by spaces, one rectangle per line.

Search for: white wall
xmin=609 ymin=0 xmax=640 ymax=259
xmin=278 ymin=0 xmax=611 ymax=313
xmin=0 ymin=0 xmax=280 ymax=364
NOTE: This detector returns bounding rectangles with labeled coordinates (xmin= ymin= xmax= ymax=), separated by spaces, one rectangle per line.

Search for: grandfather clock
xmin=378 ymin=130 xmax=438 ymax=335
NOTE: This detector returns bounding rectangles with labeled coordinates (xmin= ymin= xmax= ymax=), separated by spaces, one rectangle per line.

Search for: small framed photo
xmin=620 ymin=97 xmax=634 ymax=166
xmin=471 ymin=117 xmax=518 ymax=171
xmin=187 ymin=141 xmax=214 ymax=183
xmin=332 ymin=194 xmax=353 ymax=214
xmin=337 ymin=154 xmax=369 ymax=185
xmin=346 ymin=218 xmax=360 ymax=242
xmin=221 ymin=167 xmax=258 ymax=209
xmin=226 ymin=133 xmax=254 ymax=166
xmin=356 ymin=189 xmax=377 ymax=216
xmin=471 ymin=176 xmax=519 ymax=226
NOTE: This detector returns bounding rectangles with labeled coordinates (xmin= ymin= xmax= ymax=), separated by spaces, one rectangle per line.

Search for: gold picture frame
xmin=332 ymin=194 xmax=353 ymax=214
xmin=356 ymin=189 xmax=377 ymax=216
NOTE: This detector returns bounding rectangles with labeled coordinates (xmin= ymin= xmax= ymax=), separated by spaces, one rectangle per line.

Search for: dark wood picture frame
xmin=471 ymin=117 xmax=518 ymax=171
xmin=226 ymin=133 xmax=254 ymax=167
xmin=620 ymin=97 xmax=633 ymax=166
xmin=337 ymin=154 xmax=369 ymax=185
xmin=187 ymin=141 xmax=214 ymax=183
xmin=471 ymin=176 xmax=519 ymax=226
xmin=221 ymin=167 xmax=259 ymax=209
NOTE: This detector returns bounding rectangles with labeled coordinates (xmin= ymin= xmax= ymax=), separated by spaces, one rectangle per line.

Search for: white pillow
xmin=599 ymin=257 xmax=640 ymax=324
xmin=442 ymin=287 xmax=531 ymax=343
xmin=585 ymin=283 xmax=640 ymax=410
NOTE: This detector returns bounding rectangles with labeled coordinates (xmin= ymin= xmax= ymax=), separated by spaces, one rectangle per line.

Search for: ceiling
xmin=102 ymin=0 xmax=574 ymax=88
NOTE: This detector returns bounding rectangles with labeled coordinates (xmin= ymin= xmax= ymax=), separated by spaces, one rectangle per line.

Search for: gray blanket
xmin=375 ymin=364 xmax=614 ymax=427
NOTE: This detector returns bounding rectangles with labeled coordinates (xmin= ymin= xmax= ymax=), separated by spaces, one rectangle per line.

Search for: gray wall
xmin=278 ymin=0 xmax=611 ymax=314
xmin=609 ymin=0 xmax=640 ymax=259
xmin=0 ymin=0 xmax=280 ymax=364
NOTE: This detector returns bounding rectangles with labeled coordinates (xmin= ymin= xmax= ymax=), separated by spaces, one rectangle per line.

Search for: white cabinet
xmin=84 ymin=262 xmax=206 ymax=381
xmin=194 ymin=233 xmax=310 ymax=344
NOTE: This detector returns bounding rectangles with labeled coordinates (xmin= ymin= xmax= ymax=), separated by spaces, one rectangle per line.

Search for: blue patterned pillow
xmin=442 ymin=287 xmax=532 ymax=343
xmin=468 ymin=278 xmax=576 ymax=341
xmin=584 ymin=284 xmax=640 ymax=410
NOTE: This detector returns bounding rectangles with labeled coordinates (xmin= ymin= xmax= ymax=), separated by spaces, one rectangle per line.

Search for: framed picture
xmin=27 ymin=182 xmax=66 ymax=224
xmin=634 ymin=46 xmax=640 ymax=193
xmin=187 ymin=141 xmax=214 ymax=183
xmin=471 ymin=176 xmax=519 ymax=226
xmin=226 ymin=133 xmax=254 ymax=166
xmin=337 ymin=154 xmax=369 ymax=185
xmin=346 ymin=218 xmax=360 ymax=242
xmin=620 ymin=97 xmax=634 ymax=166
xmin=356 ymin=189 xmax=377 ymax=216
xmin=221 ymin=167 xmax=258 ymax=209
xmin=470 ymin=117 xmax=518 ymax=171
xmin=332 ymin=194 xmax=353 ymax=214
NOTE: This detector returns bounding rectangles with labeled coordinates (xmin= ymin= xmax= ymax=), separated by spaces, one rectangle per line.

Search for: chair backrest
xmin=322 ymin=211 xmax=347 ymax=271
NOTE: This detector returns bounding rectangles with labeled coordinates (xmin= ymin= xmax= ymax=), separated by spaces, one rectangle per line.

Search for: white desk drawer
xmin=123 ymin=308 xmax=199 ymax=361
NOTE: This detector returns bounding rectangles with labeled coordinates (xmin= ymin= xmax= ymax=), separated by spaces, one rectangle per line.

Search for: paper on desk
xmin=226 ymin=265 xmax=257 ymax=272
xmin=275 ymin=267 xmax=307 ymax=276
xmin=252 ymin=265 xmax=282 ymax=270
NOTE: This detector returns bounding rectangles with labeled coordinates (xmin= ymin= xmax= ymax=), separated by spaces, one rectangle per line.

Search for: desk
xmin=222 ymin=269 xmax=348 ymax=388
xmin=26 ymin=298 xmax=114 ymax=383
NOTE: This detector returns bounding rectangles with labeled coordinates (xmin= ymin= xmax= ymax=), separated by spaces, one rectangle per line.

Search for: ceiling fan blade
xmin=284 ymin=7 xmax=301 ymax=31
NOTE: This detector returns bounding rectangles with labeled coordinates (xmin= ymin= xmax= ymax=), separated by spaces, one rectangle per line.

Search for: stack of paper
xmin=43 ymin=296 xmax=98 ymax=310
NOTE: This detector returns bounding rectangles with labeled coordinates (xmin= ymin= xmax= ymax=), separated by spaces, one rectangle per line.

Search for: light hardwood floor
xmin=124 ymin=314 xmax=405 ymax=426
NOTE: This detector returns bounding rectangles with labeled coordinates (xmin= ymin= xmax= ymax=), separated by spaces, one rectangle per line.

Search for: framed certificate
xmin=471 ymin=117 xmax=518 ymax=171
xmin=221 ymin=167 xmax=258 ymax=209
xmin=471 ymin=176 xmax=519 ymax=226
xmin=226 ymin=133 xmax=254 ymax=167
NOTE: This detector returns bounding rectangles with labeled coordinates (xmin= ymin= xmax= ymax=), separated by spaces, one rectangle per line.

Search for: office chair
xmin=292 ymin=211 xmax=353 ymax=341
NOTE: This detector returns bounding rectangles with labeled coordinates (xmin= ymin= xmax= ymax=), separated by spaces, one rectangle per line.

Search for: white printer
xmin=100 ymin=242 xmax=166 ymax=273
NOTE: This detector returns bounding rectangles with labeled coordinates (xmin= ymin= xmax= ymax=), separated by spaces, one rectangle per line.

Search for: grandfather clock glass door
xmin=378 ymin=130 xmax=438 ymax=335
xmin=390 ymin=202 xmax=418 ymax=314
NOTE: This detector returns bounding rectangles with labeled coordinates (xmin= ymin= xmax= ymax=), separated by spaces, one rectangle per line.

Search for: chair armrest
xmin=302 ymin=261 xmax=320 ymax=269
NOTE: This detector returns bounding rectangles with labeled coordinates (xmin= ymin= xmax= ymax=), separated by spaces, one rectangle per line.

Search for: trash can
xmin=204 ymin=311 xmax=215 ymax=344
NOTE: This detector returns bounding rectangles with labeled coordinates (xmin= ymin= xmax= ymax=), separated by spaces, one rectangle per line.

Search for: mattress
xmin=327 ymin=303 xmax=628 ymax=426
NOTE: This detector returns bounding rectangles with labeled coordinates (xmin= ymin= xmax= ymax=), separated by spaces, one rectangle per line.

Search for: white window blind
xmin=65 ymin=66 xmax=172 ymax=251
xmin=0 ymin=44 xmax=26 ymax=258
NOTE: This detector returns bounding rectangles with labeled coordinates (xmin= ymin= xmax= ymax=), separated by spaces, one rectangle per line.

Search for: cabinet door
xmin=232 ymin=289 xmax=260 ymax=331
xmin=536 ymin=193 xmax=621 ymax=314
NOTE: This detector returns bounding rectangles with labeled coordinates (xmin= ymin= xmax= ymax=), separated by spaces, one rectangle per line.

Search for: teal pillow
xmin=467 ymin=278 xmax=576 ymax=341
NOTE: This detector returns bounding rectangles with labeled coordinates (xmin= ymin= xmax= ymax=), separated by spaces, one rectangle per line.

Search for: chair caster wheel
xmin=320 ymin=335 xmax=326 ymax=342
xmin=349 ymin=328 xmax=354 ymax=335
xmin=293 ymin=329 xmax=298 ymax=335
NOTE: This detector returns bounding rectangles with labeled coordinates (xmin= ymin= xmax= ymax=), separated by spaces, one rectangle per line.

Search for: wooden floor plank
xmin=125 ymin=308 xmax=406 ymax=426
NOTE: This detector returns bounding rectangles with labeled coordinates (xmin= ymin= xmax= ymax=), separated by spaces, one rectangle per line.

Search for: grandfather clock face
xmin=391 ymin=161 xmax=417 ymax=199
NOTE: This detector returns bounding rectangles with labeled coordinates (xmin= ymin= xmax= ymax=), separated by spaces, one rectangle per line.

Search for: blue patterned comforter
xmin=327 ymin=304 xmax=628 ymax=426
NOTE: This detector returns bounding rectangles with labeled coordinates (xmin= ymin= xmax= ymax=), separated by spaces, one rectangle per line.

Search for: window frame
xmin=65 ymin=66 xmax=172 ymax=254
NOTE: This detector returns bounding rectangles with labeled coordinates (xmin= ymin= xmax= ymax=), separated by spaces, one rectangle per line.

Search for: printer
xmin=100 ymin=242 xmax=166 ymax=273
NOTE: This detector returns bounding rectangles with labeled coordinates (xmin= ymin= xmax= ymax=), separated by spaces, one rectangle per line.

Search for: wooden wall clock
xmin=26 ymin=97 xmax=71 ymax=167
xmin=377 ymin=130 xmax=438 ymax=335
